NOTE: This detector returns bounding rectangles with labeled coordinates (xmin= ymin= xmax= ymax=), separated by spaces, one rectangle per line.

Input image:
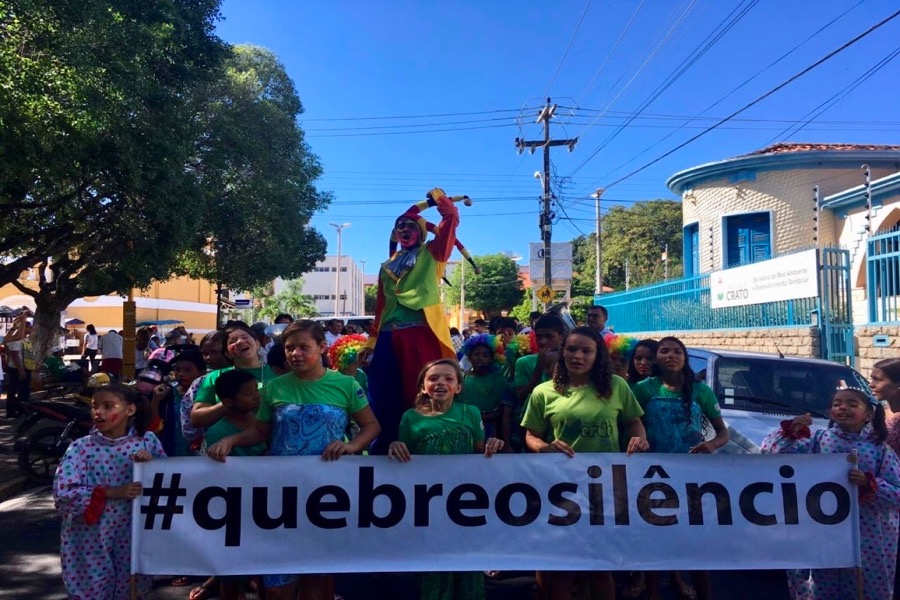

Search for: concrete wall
xmin=624 ymin=325 xmax=900 ymax=378
xmin=855 ymin=324 xmax=900 ymax=375
xmin=627 ymin=327 xmax=821 ymax=358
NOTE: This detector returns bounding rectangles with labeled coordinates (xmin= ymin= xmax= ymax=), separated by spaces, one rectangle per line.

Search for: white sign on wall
xmin=529 ymin=242 xmax=573 ymax=280
xmin=710 ymin=249 xmax=818 ymax=309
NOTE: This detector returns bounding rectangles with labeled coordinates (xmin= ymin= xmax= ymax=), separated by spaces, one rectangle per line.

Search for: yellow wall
xmin=0 ymin=275 xmax=218 ymax=333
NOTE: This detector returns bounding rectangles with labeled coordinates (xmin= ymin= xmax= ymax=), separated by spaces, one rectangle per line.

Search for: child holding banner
xmin=205 ymin=319 xmax=380 ymax=600
xmin=53 ymin=383 xmax=165 ymax=600
xmin=631 ymin=336 xmax=729 ymax=600
xmin=762 ymin=384 xmax=900 ymax=600
xmin=387 ymin=358 xmax=504 ymax=600
xmin=521 ymin=326 xmax=648 ymax=600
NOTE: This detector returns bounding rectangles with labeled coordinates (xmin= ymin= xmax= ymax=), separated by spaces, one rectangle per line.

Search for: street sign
xmin=234 ymin=299 xmax=251 ymax=307
xmin=529 ymin=242 xmax=573 ymax=280
xmin=536 ymin=285 xmax=555 ymax=304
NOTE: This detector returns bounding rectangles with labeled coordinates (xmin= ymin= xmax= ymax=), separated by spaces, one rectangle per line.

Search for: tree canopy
xmin=571 ymin=199 xmax=683 ymax=296
xmin=255 ymin=279 xmax=317 ymax=320
xmin=173 ymin=45 xmax=329 ymax=292
xmin=444 ymin=254 xmax=523 ymax=318
xmin=0 ymin=3 xmax=329 ymax=359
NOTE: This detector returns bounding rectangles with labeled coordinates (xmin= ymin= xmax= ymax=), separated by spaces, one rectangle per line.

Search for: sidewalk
xmin=0 ymin=398 xmax=33 ymax=502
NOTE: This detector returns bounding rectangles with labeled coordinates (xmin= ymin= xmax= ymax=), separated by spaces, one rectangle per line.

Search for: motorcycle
xmin=13 ymin=396 xmax=93 ymax=485
xmin=11 ymin=375 xmax=110 ymax=485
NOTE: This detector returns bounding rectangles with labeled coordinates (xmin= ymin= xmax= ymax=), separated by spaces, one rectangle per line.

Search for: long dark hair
xmin=627 ymin=338 xmax=658 ymax=384
xmin=874 ymin=357 xmax=900 ymax=385
xmin=553 ymin=326 xmax=613 ymax=398
xmin=656 ymin=336 xmax=695 ymax=420
xmin=97 ymin=383 xmax=151 ymax=435
xmin=86 ymin=324 xmax=97 ymax=335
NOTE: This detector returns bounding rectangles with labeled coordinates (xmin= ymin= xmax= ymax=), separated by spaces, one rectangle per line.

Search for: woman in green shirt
xmin=521 ymin=326 xmax=649 ymax=600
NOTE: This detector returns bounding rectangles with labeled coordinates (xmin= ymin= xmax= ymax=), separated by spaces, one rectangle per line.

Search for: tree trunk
xmin=31 ymin=294 xmax=68 ymax=369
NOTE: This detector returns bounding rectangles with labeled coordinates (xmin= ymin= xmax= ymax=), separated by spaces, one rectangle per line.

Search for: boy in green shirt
xmin=204 ymin=370 xmax=266 ymax=457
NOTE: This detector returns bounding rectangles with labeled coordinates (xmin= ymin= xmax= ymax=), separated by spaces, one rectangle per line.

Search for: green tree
xmin=509 ymin=291 xmax=535 ymax=324
xmin=174 ymin=45 xmax=329 ymax=298
xmin=0 ymin=0 xmax=227 ymax=359
xmin=256 ymin=279 xmax=317 ymax=320
xmin=572 ymin=199 xmax=683 ymax=296
xmin=364 ymin=285 xmax=378 ymax=315
xmin=444 ymin=254 xmax=523 ymax=319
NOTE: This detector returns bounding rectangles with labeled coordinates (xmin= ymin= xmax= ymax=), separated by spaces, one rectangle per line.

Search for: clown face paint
xmin=394 ymin=218 xmax=421 ymax=249
xmin=91 ymin=390 xmax=136 ymax=438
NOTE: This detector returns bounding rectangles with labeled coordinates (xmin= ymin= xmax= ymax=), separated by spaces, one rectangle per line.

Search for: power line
xmin=598 ymin=8 xmax=900 ymax=192
xmin=768 ymin=45 xmax=900 ymax=144
xmin=573 ymin=0 xmax=646 ymax=108
xmin=544 ymin=0 xmax=593 ymax=97
xmin=580 ymin=0 xmax=865 ymax=187
xmin=570 ymin=0 xmax=760 ymax=177
xmin=572 ymin=0 xmax=703 ymax=141
xmin=302 ymin=108 xmax=524 ymax=122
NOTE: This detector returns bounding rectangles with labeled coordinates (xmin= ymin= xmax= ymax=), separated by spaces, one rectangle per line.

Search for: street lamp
xmin=593 ymin=188 xmax=604 ymax=295
xmin=359 ymin=259 xmax=367 ymax=315
xmin=329 ymin=222 xmax=350 ymax=316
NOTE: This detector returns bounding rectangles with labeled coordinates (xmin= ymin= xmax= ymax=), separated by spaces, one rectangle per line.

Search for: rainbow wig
xmin=459 ymin=333 xmax=504 ymax=364
xmin=328 ymin=334 xmax=368 ymax=371
xmin=603 ymin=333 xmax=638 ymax=361
xmin=496 ymin=331 xmax=538 ymax=365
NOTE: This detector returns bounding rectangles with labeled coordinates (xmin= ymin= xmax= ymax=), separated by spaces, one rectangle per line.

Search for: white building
xmin=276 ymin=255 xmax=365 ymax=317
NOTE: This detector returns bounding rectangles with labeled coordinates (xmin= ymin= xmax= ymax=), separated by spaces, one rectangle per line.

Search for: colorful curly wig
xmin=494 ymin=331 xmax=537 ymax=366
xmin=459 ymin=333 xmax=504 ymax=364
xmin=328 ymin=334 xmax=369 ymax=371
xmin=602 ymin=333 xmax=638 ymax=361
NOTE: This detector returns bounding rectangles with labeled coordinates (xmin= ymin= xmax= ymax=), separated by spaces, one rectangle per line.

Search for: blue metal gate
xmin=818 ymin=247 xmax=854 ymax=365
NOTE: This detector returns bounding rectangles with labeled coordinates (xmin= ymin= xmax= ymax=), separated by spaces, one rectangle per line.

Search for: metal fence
xmin=867 ymin=227 xmax=900 ymax=323
xmin=599 ymin=273 xmax=818 ymax=334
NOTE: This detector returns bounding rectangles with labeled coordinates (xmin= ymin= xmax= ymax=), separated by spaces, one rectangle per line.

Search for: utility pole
xmin=593 ymin=188 xmax=604 ymax=295
xmin=359 ymin=259 xmax=367 ymax=315
xmin=329 ymin=222 xmax=350 ymax=316
xmin=459 ymin=262 xmax=466 ymax=331
xmin=515 ymin=98 xmax=578 ymax=297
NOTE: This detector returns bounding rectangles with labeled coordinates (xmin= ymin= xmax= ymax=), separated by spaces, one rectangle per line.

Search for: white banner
xmin=710 ymin=249 xmax=818 ymax=309
xmin=132 ymin=454 xmax=859 ymax=575
xmin=529 ymin=242 xmax=573 ymax=281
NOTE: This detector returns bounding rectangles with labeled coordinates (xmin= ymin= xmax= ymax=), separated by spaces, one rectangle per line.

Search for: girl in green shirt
xmin=388 ymin=358 xmax=504 ymax=600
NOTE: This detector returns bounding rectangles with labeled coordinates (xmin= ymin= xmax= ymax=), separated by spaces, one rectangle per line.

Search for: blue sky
xmin=215 ymin=0 xmax=900 ymax=273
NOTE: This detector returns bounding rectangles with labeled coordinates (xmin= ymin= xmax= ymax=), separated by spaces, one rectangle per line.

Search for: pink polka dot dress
xmin=53 ymin=429 xmax=165 ymax=599
xmin=762 ymin=423 xmax=900 ymax=600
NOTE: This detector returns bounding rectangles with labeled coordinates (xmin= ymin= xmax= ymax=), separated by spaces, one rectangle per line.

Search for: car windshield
xmin=713 ymin=357 xmax=871 ymax=418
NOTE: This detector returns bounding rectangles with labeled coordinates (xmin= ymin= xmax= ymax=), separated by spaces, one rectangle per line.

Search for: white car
xmin=687 ymin=348 xmax=872 ymax=454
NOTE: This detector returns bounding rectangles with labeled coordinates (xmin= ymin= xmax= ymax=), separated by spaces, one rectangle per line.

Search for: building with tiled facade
xmin=667 ymin=143 xmax=900 ymax=277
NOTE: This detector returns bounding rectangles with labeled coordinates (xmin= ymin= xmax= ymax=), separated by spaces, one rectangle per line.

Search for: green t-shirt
xmin=195 ymin=364 xmax=279 ymax=405
xmin=458 ymin=372 xmax=509 ymax=414
xmin=257 ymin=369 xmax=368 ymax=424
xmin=398 ymin=402 xmax=485 ymax=455
xmin=204 ymin=417 xmax=266 ymax=457
xmin=633 ymin=377 xmax=721 ymax=453
xmin=353 ymin=368 xmax=369 ymax=397
xmin=520 ymin=375 xmax=643 ymax=453
xmin=513 ymin=354 xmax=546 ymax=391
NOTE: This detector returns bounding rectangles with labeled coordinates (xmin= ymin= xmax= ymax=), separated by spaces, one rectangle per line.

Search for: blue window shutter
xmin=683 ymin=223 xmax=699 ymax=277
xmin=726 ymin=213 xmax=770 ymax=268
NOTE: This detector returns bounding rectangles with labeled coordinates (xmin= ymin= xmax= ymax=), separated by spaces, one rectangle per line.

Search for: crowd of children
xmin=49 ymin=312 xmax=900 ymax=600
